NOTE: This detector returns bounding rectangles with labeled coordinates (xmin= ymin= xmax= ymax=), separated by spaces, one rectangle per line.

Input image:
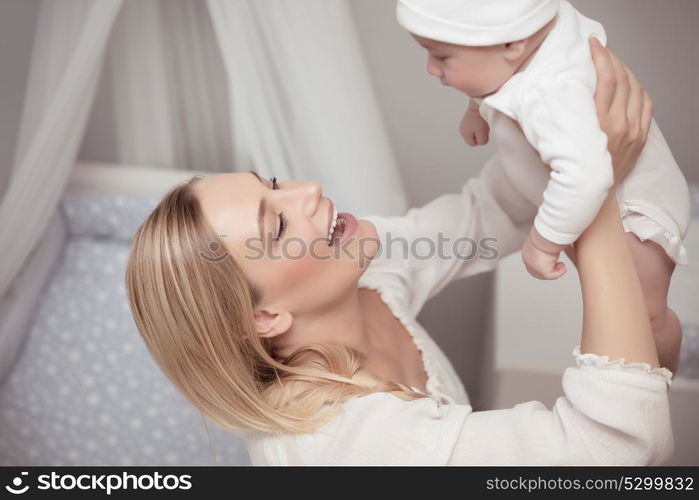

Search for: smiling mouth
xmin=326 ymin=207 xmax=347 ymax=246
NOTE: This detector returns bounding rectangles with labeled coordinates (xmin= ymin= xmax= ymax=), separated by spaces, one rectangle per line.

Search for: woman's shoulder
xmin=246 ymin=392 xmax=471 ymax=465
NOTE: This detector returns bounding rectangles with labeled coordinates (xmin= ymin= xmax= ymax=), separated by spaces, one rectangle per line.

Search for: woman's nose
xmin=282 ymin=181 xmax=322 ymax=216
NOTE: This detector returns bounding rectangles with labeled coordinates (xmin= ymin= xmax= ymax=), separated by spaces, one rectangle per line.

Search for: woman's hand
xmin=590 ymin=37 xmax=653 ymax=183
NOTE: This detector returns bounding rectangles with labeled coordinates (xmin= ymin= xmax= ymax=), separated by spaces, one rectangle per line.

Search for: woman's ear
xmin=253 ymin=309 xmax=293 ymax=338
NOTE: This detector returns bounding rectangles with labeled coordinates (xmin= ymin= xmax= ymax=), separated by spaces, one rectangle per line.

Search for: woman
xmin=125 ymin=40 xmax=673 ymax=465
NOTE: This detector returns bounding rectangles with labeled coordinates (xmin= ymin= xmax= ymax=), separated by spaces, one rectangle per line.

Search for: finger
xmin=590 ymin=37 xmax=616 ymax=115
xmin=640 ymin=90 xmax=654 ymax=142
xmin=547 ymin=262 xmax=567 ymax=280
xmin=624 ymin=67 xmax=644 ymax=142
xmin=525 ymin=264 xmax=544 ymax=280
xmin=525 ymin=265 xmax=537 ymax=279
xmin=607 ymin=47 xmax=631 ymax=120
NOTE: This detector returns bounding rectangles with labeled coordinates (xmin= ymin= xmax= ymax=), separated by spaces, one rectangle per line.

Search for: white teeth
xmin=327 ymin=207 xmax=338 ymax=243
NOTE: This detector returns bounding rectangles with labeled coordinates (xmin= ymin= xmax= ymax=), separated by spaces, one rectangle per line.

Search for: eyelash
xmin=270 ymin=176 xmax=286 ymax=240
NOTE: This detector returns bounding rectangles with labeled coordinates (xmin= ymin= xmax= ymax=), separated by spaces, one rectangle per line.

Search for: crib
xmin=492 ymin=183 xmax=699 ymax=465
xmin=0 ymin=162 xmax=251 ymax=466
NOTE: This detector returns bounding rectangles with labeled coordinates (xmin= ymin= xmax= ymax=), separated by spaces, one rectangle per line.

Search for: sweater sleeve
xmin=362 ymin=153 xmax=537 ymax=316
xmin=304 ymin=348 xmax=673 ymax=465
xmin=517 ymin=80 xmax=615 ymax=245
xmin=448 ymin=347 xmax=674 ymax=465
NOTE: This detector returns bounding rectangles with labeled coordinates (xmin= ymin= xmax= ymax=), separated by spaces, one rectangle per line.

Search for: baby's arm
xmin=517 ymin=80 xmax=614 ymax=279
xmin=459 ymin=99 xmax=489 ymax=146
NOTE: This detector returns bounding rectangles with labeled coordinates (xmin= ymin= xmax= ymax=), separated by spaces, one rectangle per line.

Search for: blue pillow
xmin=60 ymin=193 xmax=159 ymax=242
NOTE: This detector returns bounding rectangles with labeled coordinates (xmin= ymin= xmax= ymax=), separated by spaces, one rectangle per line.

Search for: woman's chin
xmin=358 ymin=218 xmax=378 ymax=241
xmin=347 ymin=219 xmax=380 ymax=268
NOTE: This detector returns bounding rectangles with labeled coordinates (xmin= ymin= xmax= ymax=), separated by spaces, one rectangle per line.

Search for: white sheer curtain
xmin=81 ymin=0 xmax=234 ymax=172
xmin=85 ymin=0 xmax=408 ymax=218
xmin=207 ymin=0 xmax=408 ymax=217
xmin=0 ymin=0 xmax=123 ymax=316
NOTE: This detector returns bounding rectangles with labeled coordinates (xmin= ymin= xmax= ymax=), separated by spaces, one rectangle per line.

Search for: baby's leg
xmin=624 ymin=233 xmax=682 ymax=374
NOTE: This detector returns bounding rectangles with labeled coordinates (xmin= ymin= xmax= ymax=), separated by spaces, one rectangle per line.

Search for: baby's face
xmin=412 ymin=34 xmax=514 ymax=97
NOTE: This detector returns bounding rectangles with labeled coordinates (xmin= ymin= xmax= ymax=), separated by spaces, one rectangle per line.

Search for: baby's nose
xmin=426 ymin=61 xmax=442 ymax=77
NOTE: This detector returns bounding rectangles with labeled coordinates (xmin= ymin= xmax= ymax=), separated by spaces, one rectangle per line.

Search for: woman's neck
xmin=269 ymin=286 xmax=427 ymax=392
xmin=270 ymin=220 xmax=382 ymax=361
xmin=270 ymin=287 xmax=372 ymax=360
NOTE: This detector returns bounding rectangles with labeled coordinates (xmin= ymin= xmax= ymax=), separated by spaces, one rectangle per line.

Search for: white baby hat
xmin=396 ymin=0 xmax=560 ymax=46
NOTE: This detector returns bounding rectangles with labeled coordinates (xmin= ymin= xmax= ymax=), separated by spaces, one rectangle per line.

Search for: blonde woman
xmin=125 ymin=41 xmax=673 ymax=465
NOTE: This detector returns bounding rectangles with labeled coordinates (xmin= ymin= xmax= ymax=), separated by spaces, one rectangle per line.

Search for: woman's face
xmin=193 ymin=172 xmax=379 ymax=315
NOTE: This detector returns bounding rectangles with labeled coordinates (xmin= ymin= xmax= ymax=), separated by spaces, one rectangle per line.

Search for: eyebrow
xmin=248 ymin=170 xmax=266 ymax=241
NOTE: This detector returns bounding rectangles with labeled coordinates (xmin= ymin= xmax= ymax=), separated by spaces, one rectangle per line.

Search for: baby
xmin=397 ymin=0 xmax=691 ymax=373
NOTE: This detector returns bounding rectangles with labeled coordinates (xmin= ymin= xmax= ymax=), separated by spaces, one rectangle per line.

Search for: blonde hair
xmin=124 ymin=176 xmax=425 ymax=436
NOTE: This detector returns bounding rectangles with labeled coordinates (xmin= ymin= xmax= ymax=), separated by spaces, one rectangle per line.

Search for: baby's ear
xmin=503 ymin=39 xmax=528 ymax=62
xmin=253 ymin=309 xmax=293 ymax=338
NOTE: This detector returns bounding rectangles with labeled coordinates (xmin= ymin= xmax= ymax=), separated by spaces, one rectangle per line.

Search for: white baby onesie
xmin=473 ymin=0 xmax=691 ymax=264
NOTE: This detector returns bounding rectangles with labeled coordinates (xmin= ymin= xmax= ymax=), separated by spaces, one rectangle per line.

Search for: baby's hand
xmin=521 ymin=228 xmax=568 ymax=280
xmin=459 ymin=104 xmax=489 ymax=146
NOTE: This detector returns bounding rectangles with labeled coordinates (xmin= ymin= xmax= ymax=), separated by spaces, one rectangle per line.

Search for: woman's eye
xmin=276 ymin=213 xmax=286 ymax=240
xmin=269 ymin=177 xmax=286 ymax=240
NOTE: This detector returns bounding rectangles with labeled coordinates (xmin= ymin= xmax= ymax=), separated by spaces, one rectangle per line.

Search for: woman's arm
xmin=450 ymin=41 xmax=672 ymax=465
xmin=575 ymin=38 xmax=659 ymax=367
xmin=577 ymin=193 xmax=659 ymax=366
xmin=295 ymin=41 xmax=672 ymax=466
xmin=361 ymin=153 xmax=538 ymax=316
